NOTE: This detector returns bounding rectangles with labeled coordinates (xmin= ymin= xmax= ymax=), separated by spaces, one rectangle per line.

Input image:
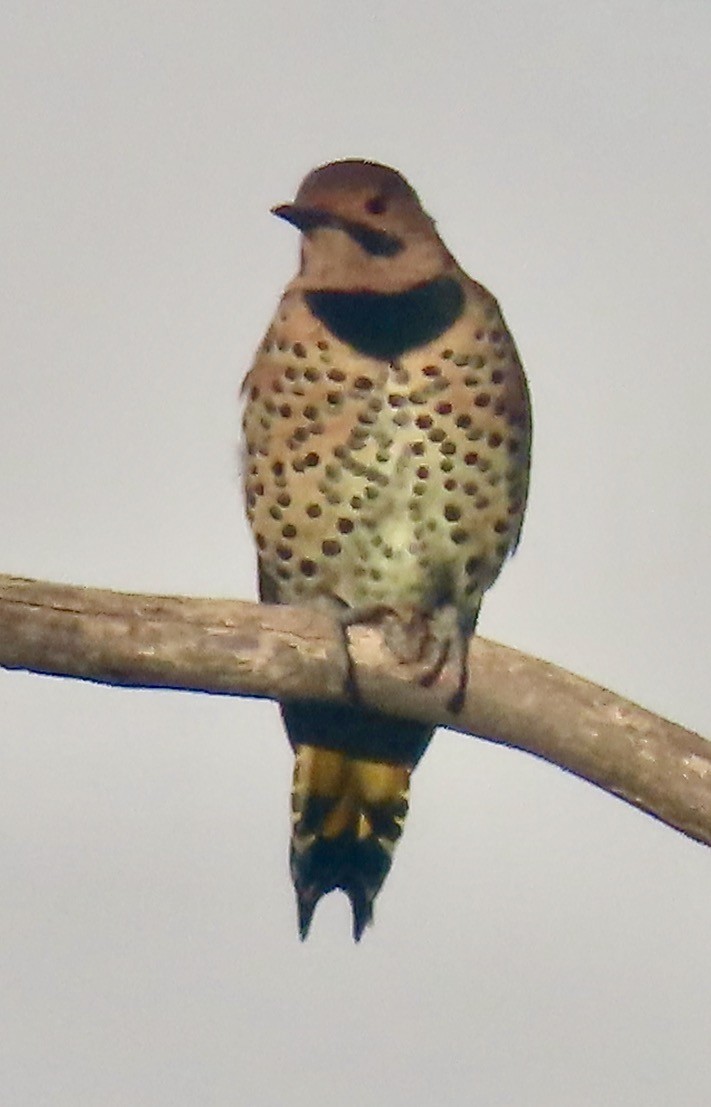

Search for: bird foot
xmin=417 ymin=635 xmax=451 ymax=688
xmin=336 ymin=604 xmax=400 ymax=705
xmin=417 ymin=616 xmax=470 ymax=714
xmin=336 ymin=606 xmax=470 ymax=714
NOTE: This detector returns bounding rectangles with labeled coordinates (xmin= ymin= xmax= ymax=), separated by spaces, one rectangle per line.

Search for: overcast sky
xmin=1 ymin=3 xmax=710 ymax=1105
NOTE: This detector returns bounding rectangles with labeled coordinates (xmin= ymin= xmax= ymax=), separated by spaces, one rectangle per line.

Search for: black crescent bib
xmin=305 ymin=276 xmax=465 ymax=361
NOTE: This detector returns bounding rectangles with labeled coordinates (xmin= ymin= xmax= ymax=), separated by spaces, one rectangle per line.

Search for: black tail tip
xmin=292 ymin=833 xmax=388 ymax=941
xmin=297 ymin=890 xmax=318 ymax=942
xmin=296 ymin=884 xmax=375 ymax=942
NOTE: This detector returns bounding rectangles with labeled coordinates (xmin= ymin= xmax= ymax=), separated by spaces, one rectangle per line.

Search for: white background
xmin=1 ymin=3 xmax=710 ymax=1104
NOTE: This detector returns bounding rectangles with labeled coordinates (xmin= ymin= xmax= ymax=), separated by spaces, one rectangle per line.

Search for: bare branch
xmin=1 ymin=573 xmax=709 ymax=847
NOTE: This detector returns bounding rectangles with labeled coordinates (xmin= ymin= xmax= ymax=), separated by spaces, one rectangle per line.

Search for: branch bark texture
xmin=1 ymin=573 xmax=709 ymax=847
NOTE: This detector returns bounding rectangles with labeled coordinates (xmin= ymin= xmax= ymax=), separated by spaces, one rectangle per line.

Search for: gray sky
xmin=1 ymin=3 xmax=710 ymax=1104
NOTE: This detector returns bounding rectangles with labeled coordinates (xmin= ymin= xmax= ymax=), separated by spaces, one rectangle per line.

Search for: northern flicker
xmin=241 ymin=160 xmax=531 ymax=940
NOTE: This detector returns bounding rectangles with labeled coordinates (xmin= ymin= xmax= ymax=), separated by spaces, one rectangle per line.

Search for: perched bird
xmin=241 ymin=160 xmax=531 ymax=939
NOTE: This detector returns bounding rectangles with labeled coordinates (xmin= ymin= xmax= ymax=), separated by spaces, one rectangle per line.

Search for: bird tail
xmin=290 ymin=743 xmax=412 ymax=941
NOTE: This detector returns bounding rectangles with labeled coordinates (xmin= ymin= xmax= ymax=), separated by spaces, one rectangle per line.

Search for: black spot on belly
xmin=305 ymin=277 xmax=465 ymax=360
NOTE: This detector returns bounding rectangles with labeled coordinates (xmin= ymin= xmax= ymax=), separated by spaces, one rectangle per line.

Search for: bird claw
xmin=337 ymin=605 xmax=470 ymax=713
xmin=446 ymin=680 xmax=467 ymax=715
xmin=418 ymin=621 xmax=469 ymax=713
xmin=418 ymin=635 xmax=451 ymax=688
xmin=336 ymin=604 xmax=401 ymax=705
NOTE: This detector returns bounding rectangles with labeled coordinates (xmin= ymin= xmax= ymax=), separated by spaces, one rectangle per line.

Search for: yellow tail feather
xmin=290 ymin=744 xmax=411 ymax=940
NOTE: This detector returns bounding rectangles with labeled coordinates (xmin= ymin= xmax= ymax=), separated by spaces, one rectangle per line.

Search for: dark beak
xmin=271 ymin=203 xmax=404 ymax=257
xmin=271 ymin=203 xmax=335 ymax=234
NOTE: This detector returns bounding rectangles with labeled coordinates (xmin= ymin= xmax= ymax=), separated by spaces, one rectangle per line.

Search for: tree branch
xmin=1 ymin=573 xmax=709 ymax=846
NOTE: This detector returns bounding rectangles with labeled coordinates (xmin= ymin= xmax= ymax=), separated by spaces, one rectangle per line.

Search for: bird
xmin=241 ymin=159 xmax=531 ymax=940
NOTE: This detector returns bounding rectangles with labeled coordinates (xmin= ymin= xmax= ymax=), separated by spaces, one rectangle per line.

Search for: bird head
xmin=272 ymin=160 xmax=454 ymax=293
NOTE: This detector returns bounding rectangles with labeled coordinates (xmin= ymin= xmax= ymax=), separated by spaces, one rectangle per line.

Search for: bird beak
xmin=270 ymin=203 xmax=335 ymax=234
xmin=271 ymin=203 xmax=404 ymax=257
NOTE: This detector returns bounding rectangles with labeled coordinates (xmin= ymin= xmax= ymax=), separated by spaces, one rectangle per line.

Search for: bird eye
xmin=365 ymin=194 xmax=388 ymax=215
